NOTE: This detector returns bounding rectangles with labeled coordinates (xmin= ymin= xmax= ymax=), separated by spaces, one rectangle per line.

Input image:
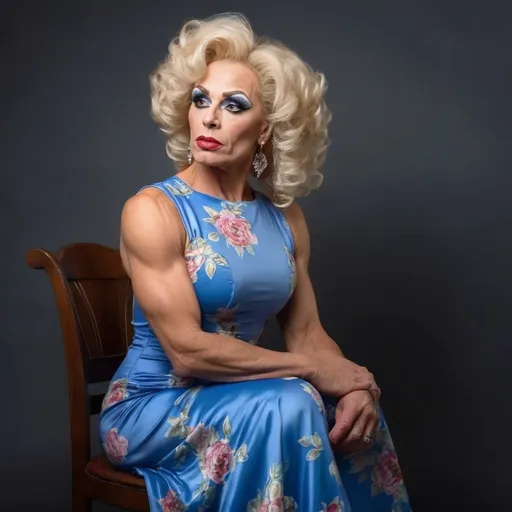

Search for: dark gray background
xmin=2 ymin=1 xmax=510 ymax=510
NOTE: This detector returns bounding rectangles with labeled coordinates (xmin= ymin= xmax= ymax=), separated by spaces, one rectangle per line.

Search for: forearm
xmin=165 ymin=329 xmax=312 ymax=382
xmin=286 ymin=324 xmax=345 ymax=358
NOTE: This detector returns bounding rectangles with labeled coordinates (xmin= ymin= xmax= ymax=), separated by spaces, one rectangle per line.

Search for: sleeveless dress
xmin=99 ymin=175 xmax=412 ymax=512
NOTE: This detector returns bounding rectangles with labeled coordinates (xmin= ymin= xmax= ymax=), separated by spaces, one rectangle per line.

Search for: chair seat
xmin=85 ymin=453 xmax=146 ymax=489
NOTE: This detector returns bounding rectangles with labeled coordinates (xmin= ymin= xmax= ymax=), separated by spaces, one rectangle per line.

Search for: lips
xmin=196 ymin=136 xmax=223 ymax=150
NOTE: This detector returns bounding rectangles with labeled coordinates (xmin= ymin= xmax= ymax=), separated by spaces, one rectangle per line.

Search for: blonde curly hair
xmin=150 ymin=13 xmax=331 ymax=207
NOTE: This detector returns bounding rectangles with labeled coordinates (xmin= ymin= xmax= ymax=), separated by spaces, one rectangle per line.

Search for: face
xmin=188 ymin=60 xmax=269 ymax=169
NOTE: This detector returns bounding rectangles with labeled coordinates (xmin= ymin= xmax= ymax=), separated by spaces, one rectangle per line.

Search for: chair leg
xmin=72 ymin=492 xmax=92 ymax=512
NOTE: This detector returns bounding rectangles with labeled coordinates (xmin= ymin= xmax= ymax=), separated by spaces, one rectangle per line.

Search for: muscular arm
xmin=120 ymin=189 xmax=311 ymax=382
xmin=277 ymin=203 xmax=345 ymax=358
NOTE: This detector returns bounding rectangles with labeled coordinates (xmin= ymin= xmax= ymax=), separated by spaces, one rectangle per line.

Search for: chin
xmin=194 ymin=152 xmax=232 ymax=168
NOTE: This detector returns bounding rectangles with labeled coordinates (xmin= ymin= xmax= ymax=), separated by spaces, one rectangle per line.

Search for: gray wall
xmin=2 ymin=1 xmax=511 ymax=510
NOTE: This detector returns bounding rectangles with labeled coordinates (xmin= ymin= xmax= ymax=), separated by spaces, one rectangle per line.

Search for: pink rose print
xmin=259 ymin=497 xmax=296 ymax=512
xmin=373 ymin=448 xmax=403 ymax=497
xmin=203 ymin=204 xmax=257 ymax=256
xmin=248 ymin=463 xmax=297 ymax=512
xmin=216 ymin=212 xmax=257 ymax=248
xmin=259 ymin=498 xmax=279 ymax=512
xmin=158 ymin=489 xmax=187 ymax=512
xmin=103 ymin=428 xmax=128 ymax=464
xmin=102 ymin=379 xmax=128 ymax=409
xmin=203 ymin=440 xmax=233 ymax=484
xmin=319 ymin=497 xmax=342 ymax=512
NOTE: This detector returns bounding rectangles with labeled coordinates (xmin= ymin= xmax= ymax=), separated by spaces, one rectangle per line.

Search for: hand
xmin=308 ymin=351 xmax=381 ymax=400
xmin=328 ymin=390 xmax=380 ymax=454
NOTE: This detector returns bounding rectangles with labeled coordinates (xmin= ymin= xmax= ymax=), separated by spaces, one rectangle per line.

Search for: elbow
xmin=163 ymin=327 xmax=205 ymax=378
xmin=167 ymin=343 xmax=203 ymax=378
xmin=171 ymin=358 xmax=195 ymax=377
xmin=168 ymin=349 xmax=197 ymax=377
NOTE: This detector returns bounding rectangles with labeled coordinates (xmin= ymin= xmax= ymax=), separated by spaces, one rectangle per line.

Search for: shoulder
xmin=279 ymin=201 xmax=310 ymax=255
xmin=120 ymin=187 xmax=185 ymax=264
xmin=280 ymin=201 xmax=305 ymax=225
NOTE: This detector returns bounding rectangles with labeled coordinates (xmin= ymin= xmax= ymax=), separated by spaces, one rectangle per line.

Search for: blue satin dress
xmin=99 ymin=175 xmax=411 ymax=512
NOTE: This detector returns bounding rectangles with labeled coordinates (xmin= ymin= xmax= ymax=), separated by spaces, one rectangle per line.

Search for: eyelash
xmin=224 ymin=102 xmax=243 ymax=113
xmin=192 ymin=95 xmax=246 ymax=114
xmin=193 ymin=98 xmax=209 ymax=108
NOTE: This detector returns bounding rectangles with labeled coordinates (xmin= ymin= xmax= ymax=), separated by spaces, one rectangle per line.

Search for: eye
xmin=224 ymin=101 xmax=243 ymax=113
xmin=191 ymin=88 xmax=211 ymax=109
xmin=193 ymin=97 xmax=209 ymax=108
xmin=221 ymin=94 xmax=252 ymax=113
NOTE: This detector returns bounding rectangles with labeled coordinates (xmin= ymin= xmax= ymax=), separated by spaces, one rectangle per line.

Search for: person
xmin=99 ymin=13 xmax=411 ymax=512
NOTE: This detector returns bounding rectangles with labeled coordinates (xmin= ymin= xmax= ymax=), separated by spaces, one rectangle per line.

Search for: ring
xmin=363 ymin=432 xmax=376 ymax=444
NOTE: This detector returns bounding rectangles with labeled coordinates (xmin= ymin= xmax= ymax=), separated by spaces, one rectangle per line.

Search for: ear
xmin=258 ymin=120 xmax=272 ymax=146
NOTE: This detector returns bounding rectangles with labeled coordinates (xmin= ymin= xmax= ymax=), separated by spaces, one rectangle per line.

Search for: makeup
xmin=191 ymin=87 xmax=253 ymax=113
xmin=191 ymin=87 xmax=211 ymax=107
xmin=196 ymin=135 xmax=223 ymax=150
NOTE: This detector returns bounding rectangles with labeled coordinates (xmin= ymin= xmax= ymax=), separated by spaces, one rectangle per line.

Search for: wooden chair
xmin=26 ymin=243 xmax=149 ymax=512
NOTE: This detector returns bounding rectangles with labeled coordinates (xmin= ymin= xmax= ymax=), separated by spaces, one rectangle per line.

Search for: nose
xmin=202 ymin=105 xmax=221 ymax=129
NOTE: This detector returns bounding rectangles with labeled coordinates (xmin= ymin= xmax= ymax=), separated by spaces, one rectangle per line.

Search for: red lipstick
xmin=196 ymin=136 xmax=223 ymax=150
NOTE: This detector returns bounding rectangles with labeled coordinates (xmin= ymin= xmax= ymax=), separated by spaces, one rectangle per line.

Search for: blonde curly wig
xmin=150 ymin=13 xmax=332 ymax=207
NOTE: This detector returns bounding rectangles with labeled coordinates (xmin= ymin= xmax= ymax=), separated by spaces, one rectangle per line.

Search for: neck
xmin=184 ymin=161 xmax=254 ymax=202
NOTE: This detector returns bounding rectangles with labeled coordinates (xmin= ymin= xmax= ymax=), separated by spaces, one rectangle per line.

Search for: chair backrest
xmin=26 ymin=243 xmax=133 ymax=471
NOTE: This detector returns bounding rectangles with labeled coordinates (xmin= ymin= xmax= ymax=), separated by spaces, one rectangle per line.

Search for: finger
xmin=362 ymin=410 xmax=380 ymax=445
xmin=369 ymin=382 xmax=381 ymax=402
xmin=337 ymin=407 xmax=371 ymax=451
xmin=343 ymin=410 xmax=367 ymax=445
xmin=328 ymin=403 xmax=359 ymax=444
xmin=350 ymin=410 xmax=379 ymax=453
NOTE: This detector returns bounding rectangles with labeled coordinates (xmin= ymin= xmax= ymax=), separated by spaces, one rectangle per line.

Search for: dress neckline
xmin=172 ymin=175 xmax=260 ymax=205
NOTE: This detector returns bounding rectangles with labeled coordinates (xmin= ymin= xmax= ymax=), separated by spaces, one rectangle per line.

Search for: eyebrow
xmin=194 ymin=85 xmax=250 ymax=98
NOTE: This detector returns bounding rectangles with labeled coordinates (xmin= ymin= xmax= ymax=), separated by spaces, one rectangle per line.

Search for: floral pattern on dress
xmin=344 ymin=427 xmax=409 ymax=511
xmin=168 ymin=371 xmax=196 ymax=388
xmin=247 ymin=462 xmax=297 ymax=512
xmin=165 ymin=387 xmax=202 ymax=441
xmin=298 ymin=432 xmax=324 ymax=461
xmin=300 ymin=382 xmax=325 ymax=413
xmin=206 ymin=305 xmax=241 ymax=338
xmin=102 ymin=378 xmax=128 ymax=410
xmin=319 ymin=496 xmax=344 ymax=512
xmin=188 ymin=416 xmax=249 ymax=507
xmin=329 ymin=459 xmax=342 ymax=486
xmin=164 ymin=181 xmax=193 ymax=198
xmin=185 ymin=237 xmax=228 ymax=283
xmin=203 ymin=202 xmax=258 ymax=257
xmin=284 ymin=245 xmax=297 ymax=296
xmin=158 ymin=489 xmax=188 ymax=512
xmin=103 ymin=428 xmax=128 ymax=464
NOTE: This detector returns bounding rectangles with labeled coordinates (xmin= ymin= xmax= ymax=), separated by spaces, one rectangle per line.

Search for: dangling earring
xmin=187 ymin=147 xmax=193 ymax=165
xmin=253 ymin=142 xmax=267 ymax=178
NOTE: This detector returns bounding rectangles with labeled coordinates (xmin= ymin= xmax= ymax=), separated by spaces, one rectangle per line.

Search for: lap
xmin=99 ymin=376 xmax=411 ymax=511
xmin=99 ymin=377 xmax=327 ymax=467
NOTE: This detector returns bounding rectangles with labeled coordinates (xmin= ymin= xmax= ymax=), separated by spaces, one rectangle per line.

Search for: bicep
xmin=120 ymin=192 xmax=202 ymax=358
